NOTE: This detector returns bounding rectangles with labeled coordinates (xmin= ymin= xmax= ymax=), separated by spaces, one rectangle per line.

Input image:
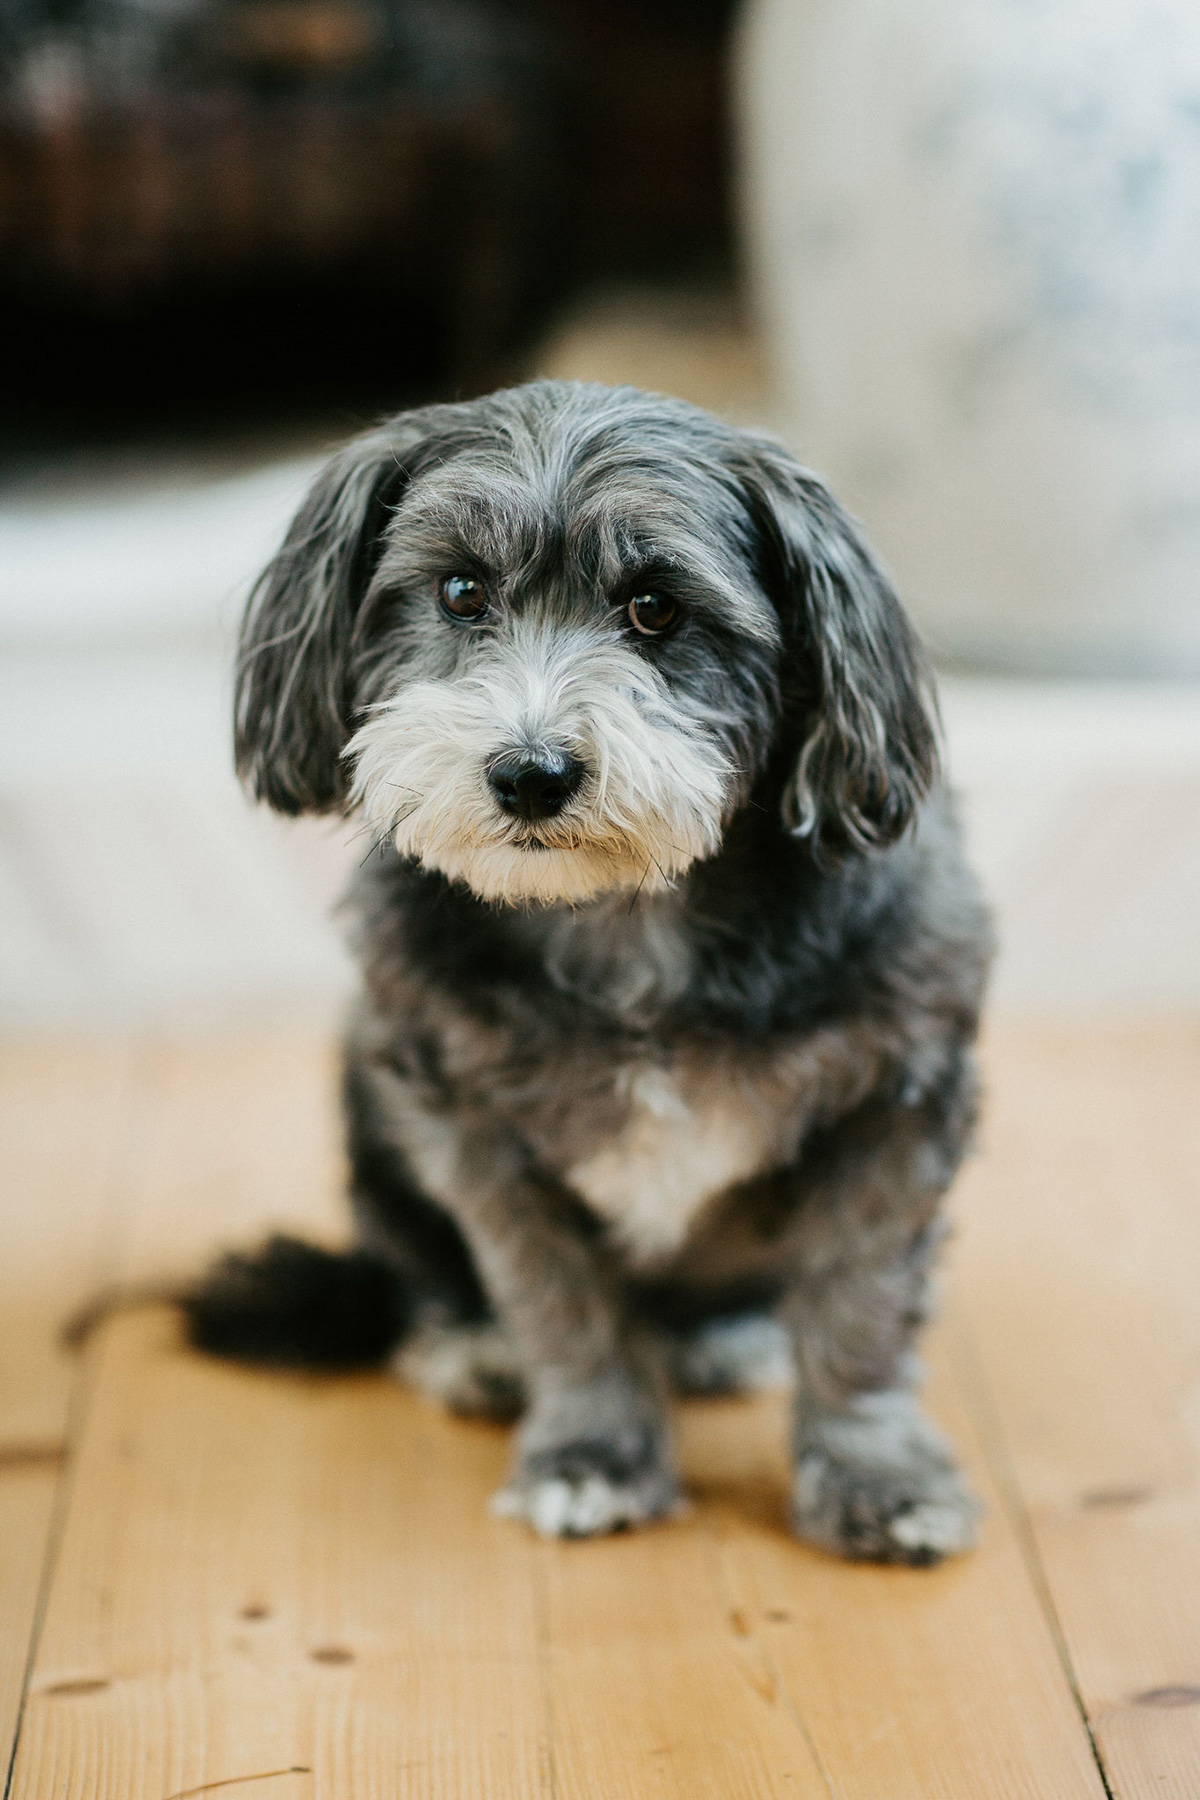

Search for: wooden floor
xmin=2 ymin=1024 xmax=1199 ymax=1799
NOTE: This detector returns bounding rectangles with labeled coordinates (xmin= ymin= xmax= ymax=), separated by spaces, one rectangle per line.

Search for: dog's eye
xmin=439 ymin=574 xmax=489 ymax=622
xmin=627 ymin=592 xmax=680 ymax=637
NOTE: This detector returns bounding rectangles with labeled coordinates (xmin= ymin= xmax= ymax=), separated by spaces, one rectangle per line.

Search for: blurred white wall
xmin=738 ymin=0 xmax=1200 ymax=676
xmin=0 ymin=453 xmax=356 ymax=1031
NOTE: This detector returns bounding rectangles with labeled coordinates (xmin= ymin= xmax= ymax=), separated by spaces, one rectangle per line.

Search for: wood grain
xmin=9 ymin=1309 xmax=551 ymax=1800
xmin=4 ymin=1026 xmax=1199 ymax=1797
xmin=0 ymin=1469 xmax=60 ymax=1796
xmin=532 ymin=1473 xmax=830 ymax=1799
xmin=674 ymin=1350 xmax=1107 ymax=1800
xmin=10 ymin=1309 xmax=1103 ymax=1800
xmin=114 ymin=1035 xmax=346 ymax=1281
xmin=0 ymin=1042 xmax=140 ymax=1447
xmin=0 ymin=1042 xmax=145 ymax=1779
xmin=954 ymin=1022 xmax=1200 ymax=1800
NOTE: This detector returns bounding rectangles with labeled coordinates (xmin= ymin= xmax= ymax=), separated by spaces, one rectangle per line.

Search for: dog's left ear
xmin=731 ymin=434 xmax=939 ymax=855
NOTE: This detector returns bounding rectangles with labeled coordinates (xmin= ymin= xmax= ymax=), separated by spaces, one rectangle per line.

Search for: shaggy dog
xmin=187 ymin=379 xmax=992 ymax=1563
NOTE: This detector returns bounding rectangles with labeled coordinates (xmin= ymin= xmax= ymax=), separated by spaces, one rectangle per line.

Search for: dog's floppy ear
xmin=235 ymin=419 xmax=424 ymax=814
xmin=732 ymin=434 xmax=939 ymax=855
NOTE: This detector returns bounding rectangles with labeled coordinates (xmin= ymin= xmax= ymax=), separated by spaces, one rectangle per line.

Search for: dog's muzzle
xmin=486 ymin=749 xmax=586 ymax=824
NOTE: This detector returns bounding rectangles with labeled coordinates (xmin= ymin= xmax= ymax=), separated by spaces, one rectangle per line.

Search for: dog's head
xmin=236 ymin=381 xmax=937 ymax=904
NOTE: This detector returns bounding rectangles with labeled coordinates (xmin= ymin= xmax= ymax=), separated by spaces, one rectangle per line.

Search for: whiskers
xmin=348 ymin=797 xmax=422 ymax=866
xmin=343 ymin=626 xmax=731 ymax=904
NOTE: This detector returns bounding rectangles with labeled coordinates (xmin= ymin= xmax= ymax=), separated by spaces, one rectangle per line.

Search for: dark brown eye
xmin=439 ymin=574 xmax=489 ymax=622
xmin=627 ymin=592 xmax=680 ymax=637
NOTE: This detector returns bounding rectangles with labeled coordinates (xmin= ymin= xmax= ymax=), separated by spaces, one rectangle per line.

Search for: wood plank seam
xmin=946 ymin=1312 xmax=1119 ymax=1800
xmin=11 ymin=1031 xmax=1184 ymax=1799
xmin=3 ymin=1348 xmax=102 ymax=1800
xmin=1 ymin=1043 xmax=159 ymax=1799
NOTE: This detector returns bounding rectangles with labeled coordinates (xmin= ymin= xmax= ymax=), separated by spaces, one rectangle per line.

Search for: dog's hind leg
xmin=343 ymin=1043 xmax=492 ymax=1319
xmin=394 ymin=1319 xmax=526 ymax=1421
xmin=662 ymin=1313 xmax=793 ymax=1397
xmin=782 ymin=1055 xmax=981 ymax=1565
xmin=346 ymin=1049 xmax=530 ymax=1418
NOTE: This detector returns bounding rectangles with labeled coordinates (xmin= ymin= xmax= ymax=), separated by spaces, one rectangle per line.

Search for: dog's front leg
xmin=781 ymin=1087 xmax=980 ymax=1565
xmin=445 ymin=1130 xmax=680 ymax=1538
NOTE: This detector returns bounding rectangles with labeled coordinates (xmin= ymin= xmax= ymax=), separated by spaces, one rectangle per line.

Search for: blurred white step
xmin=0 ymin=454 xmax=322 ymax=647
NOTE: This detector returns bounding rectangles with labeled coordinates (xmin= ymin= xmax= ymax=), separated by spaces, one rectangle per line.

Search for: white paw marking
xmin=888 ymin=1499 xmax=977 ymax=1557
xmin=491 ymin=1475 xmax=680 ymax=1539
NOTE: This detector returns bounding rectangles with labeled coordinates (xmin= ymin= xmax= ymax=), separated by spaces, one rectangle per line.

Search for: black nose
xmin=487 ymin=749 xmax=586 ymax=822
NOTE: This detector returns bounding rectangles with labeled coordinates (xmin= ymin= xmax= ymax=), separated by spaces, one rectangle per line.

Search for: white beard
xmin=346 ymin=621 xmax=732 ymax=905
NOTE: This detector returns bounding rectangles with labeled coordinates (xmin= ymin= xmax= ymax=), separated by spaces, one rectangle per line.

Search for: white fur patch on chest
xmin=567 ymin=1062 xmax=782 ymax=1266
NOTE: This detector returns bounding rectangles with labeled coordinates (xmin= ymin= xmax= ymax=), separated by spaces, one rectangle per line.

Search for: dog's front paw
xmin=493 ymin=1455 xmax=681 ymax=1538
xmin=495 ymin=1376 xmax=680 ymax=1538
xmin=793 ymin=1391 xmax=979 ymax=1566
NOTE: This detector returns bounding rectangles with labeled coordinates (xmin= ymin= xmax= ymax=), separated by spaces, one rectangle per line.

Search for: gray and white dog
xmin=188 ymin=378 xmax=992 ymax=1564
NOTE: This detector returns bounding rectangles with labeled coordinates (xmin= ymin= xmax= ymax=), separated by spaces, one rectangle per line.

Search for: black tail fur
xmin=183 ymin=1235 xmax=411 ymax=1370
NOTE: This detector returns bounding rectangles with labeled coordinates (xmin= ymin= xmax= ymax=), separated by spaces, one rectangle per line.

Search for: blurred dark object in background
xmin=0 ymin=0 xmax=736 ymax=445
xmin=0 ymin=0 xmax=561 ymax=439
xmin=540 ymin=0 xmax=734 ymax=282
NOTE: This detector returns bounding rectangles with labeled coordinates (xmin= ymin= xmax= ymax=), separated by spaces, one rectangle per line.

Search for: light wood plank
xmin=672 ymin=1338 xmax=1107 ymax=1800
xmin=8 ymin=1040 xmax=829 ymax=1800
xmin=1 ymin=1036 xmax=343 ymax=1795
xmin=955 ymin=1023 xmax=1200 ymax=1800
xmin=10 ymin=1308 xmax=552 ymax=1800
xmin=0 ymin=1466 xmax=60 ymax=1795
xmin=0 ymin=1042 xmax=145 ymax=1778
xmin=12 ymin=1027 xmax=1197 ymax=1798
xmin=0 ymin=1042 xmax=140 ymax=1447
xmin=30 ymin=1306 xmax=1097 ymax=1800
xmin=8 ymin=1037 xmax=549 ymax=1800
xmin=116 ymin=1034 xmax=346 ymax=1280
xmin=533 ymin=1486 xmax=830 ymax=1799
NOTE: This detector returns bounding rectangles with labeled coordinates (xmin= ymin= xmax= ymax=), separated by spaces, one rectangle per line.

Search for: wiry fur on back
xmin=195 ymin=380 xmax=992 ymax=1564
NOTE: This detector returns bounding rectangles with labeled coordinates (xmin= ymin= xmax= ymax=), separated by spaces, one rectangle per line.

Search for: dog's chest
xmin=567 ymin=1061 xmax=787 ymax=1266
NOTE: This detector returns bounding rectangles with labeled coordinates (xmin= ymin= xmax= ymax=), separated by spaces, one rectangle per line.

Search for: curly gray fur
xmin=220 ymin=379 xmax=992 ymax=1563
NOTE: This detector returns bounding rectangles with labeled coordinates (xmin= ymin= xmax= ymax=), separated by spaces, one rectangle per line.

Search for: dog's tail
xmin=182 ymin=1235 xmax=413 ymax=1369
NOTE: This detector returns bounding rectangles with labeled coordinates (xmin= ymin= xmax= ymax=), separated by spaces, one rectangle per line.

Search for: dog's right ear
xmin=234 ymin=420 xmax=421 ymax=815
